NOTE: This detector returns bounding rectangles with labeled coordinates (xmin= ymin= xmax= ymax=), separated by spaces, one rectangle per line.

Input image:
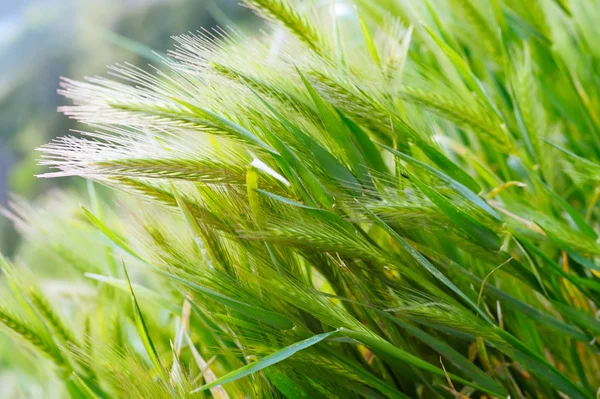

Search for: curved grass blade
xmin=358 ymin=15 xmax=381 ymax=68
xmin=97 ymin=29 xmax=165 ymax=64
xmin=422 ymin=25 xmax=499 ymax=117
xmin=323 ymin=350 xmax=411 ymax=399
xmin=361 ymin=204 xmax=494 ymax=324
xmin=551 ymin=301 xmax=600 ymax=337
xmin=409 ymin=135 xmax=483 ymax=195
xmin=83 ymin=207 xmax=294 ymax=330
xmin=494 ymin=329 xmax=593 ymax=399
xmin=191 ymin=330 xmax=337 ymax=393
xmin=121 ymin=260 xmax=170 ymax=387
xmin=410 ymin=173 xmax=500 ymax=250
xmin=171 ymin=97 xmax=277 ymax=154
xmin=255 ymin=189 xmax=316 ymax=209
xmin=378 ymin=143 xmax=499 ymax=220
xmin=337 ymin=109 xmax=387 ymax=175
xmin=537 ymin=224 xmax=600 ymax=272
xmin=264 ymin=370 xmax=314 ymax=399
xmin=81 ymin=207 xmax=139 ymax=259
xmin=164 ymin=272 xmax=294 ymax=331
xmin=446 ymin=262 xmax=591 ymax=343
xmin=295 ymin=66 xmax=374 ymax=191
xmin=250 ymin=85 xmax=352 ymax=200
xmin=69 ymin=373 xmax=104 ymax=399
xmin=384 ymin=315 xmax=508 ymax=397
xmin=339 ymin=329 xmax=505 ymax=397
xmin=85 ymin=273 xmax=179 ymax=314
xmin=531 ymin=174 xmax=597 ymax=239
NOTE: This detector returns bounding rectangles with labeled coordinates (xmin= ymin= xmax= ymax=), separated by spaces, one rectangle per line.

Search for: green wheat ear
xmin=28 ymin=287 xmax=79 ymax=347
xmin=242 ymin=0 xmax=326 ymax=52
xmin=0 ymin=306 xmax=63 ymax=365
xmin=1 ymin=0 xmax=600 ymax=397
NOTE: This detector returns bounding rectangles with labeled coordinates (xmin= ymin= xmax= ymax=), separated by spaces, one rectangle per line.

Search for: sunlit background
xmin=0 ymin=0 xmax=255 ymax=256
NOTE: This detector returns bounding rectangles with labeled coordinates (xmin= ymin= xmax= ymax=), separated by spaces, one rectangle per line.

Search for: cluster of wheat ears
xmin=1 ymin=0 xmax=600 ymax=397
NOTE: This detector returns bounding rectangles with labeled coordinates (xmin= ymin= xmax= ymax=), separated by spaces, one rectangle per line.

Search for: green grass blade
xmin=171 ymin=97 xmax=278 ymax=154
xmin=361 ymin=205 xmax=494 ymax=323
xmin=409 ymin=135 xmax=483 ymax=194
xmin=249 ymin=90 xmax=336 ymax=206
xmin=82 ymin=207 xmax=140 ymax=260
xmin=295 ymin=66 xmax=374 ymax=190
xmin=264 ymin=370 xmax=314 ymax=399
xmin=163 ymin=271 xmax=294 ymax=331
xmin=191 ymin=330 xmax=337 ymax=393
xmin=379 ymin=142 xmax=499 ymax=219
xmin=409 ymin=173 xmax=500 ymax=250
xmin=337 ymin=109 xmax=388 ymax=175
xmin=494 ymin=329 xmax=593 ymax=399
xmin=358 ymin=16 xmax=381 ymax=68
xmin=340 ymin=329 xmax=505 ymax=397
xmin=385 ymin=315 xmax=508 ymax=397
xmin=121 ymin=260 xmax=170 ymax=386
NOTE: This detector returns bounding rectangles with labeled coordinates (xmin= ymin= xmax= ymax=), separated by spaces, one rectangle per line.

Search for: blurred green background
xmin=0 ymin=0 xmax=255 ymax=256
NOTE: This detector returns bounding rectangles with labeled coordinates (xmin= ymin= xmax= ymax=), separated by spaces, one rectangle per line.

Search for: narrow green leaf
xmin=537 ymin=224 xmax=600 ymax=272
xmin=255 ymin=189 xmax=316 ymax=209
xmin=410 ymin=174 xmax=500 ymax=250
xmin=340 ymin=329 xmax=505 ymax=397
xmin=83 ymin=206 xmax=294 ymax=330
xmin=257 ymin=75 xmax=363 ymax=193
xmin=358 ymin=16 xmax=381 ymax=68
xmin=265 ymin=370 xmax=314 ymax=399
xmin=121 ymin=260 xmax=170 ymax=385
xmin=171 ymin=184 xmax=206 ymax=240
xmin=69 ymin=373 xmax=103 ymax=399
xmin=545 ymin=139 xmax=600 ymax=171
xmin=422 ymin=25 xmax=501 ymax=119
xmin=295 ymin=66 xmax=374 ymax=191
xmin=165 ymin=272 xmax=294 ymax=331
xmin=171 ymin=97 xmax=277 ymax=154
xmin=379 ymin=142 xmax=499 ymax=219
xmin=494 ymin=329 xmax=593 ymax=399
xmin=361 ymin=205 xmax=494 ymax=323
xmin=278 ymin=119 xmax=361 ymax=195
xmin=255 ymin=189 xmax=351 ymax=227
xmin=96 ymin=29 xmax=165 ymax=63
xmin=451 ymin=266 xmax=589 ymax=343
xmin=385 ymin=315 xmax=508 ymax=397
xmin=324 ymin=350 xmax=411 ymax=399
xmin=410 ymin=133 xmax=483 ymax=195
xmin=551 ymin=301 xmax=600 ymax=337
xmin=81 ymin=207 xmax=139 ymax=260
xmin=85 ymin=273 xmax=178 ymax=313
xmin=192 ymin=331 xmax=337 ymax=393
xmin=337 ymin=109 xmax=387 ymax=175
xmin=531 ymin=174 xmax=597 ymax=239
xmin=249 ymin=87 xmax=335 ymax=207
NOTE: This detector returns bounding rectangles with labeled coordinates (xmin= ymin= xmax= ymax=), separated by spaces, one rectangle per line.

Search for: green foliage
xmin=2 ymin=0 xmax=600 ymax=397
